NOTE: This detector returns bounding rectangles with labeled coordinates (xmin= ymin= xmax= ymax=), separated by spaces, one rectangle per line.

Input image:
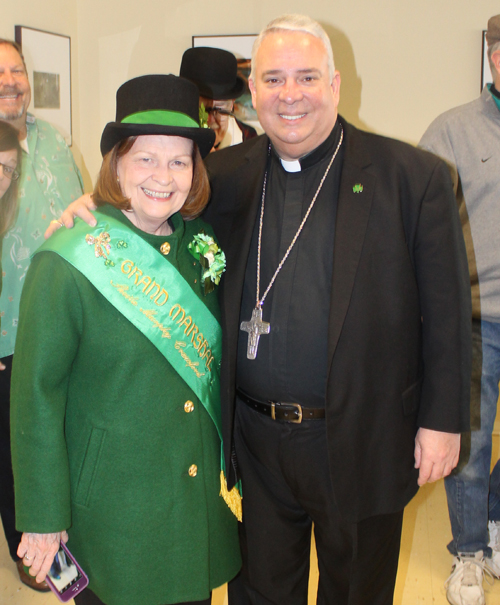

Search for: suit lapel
xmin=221 ymin=137 xmax=269 ymax=349
xmin=327 ymin=121 xmax=375 ymax=370
xmin=216 ymin=138 xmax=269 ymax=485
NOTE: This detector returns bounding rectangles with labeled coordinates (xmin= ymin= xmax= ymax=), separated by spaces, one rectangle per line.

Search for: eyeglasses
xmin=0 ymin=162 xmax=19 ymax=181
xmin=205 ymin=107 xmax=234 ymax=120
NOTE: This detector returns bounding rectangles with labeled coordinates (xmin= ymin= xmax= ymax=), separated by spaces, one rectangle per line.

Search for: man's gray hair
xmin=250 ymin=14 xmax=335 ymax=82
xmin=488 ymin=40 xmax=500 ymax=79
xmin=0 ymin=39 xmax=27 ymax=72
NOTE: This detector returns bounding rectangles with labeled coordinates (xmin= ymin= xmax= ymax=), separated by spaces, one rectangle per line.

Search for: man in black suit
xmin=50 ymin=13 xmax=471 ymax=604
xmin=203 ymin=13 xmax=471 ymax=605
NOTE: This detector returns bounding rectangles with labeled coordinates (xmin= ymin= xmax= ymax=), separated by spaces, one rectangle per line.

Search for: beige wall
xmin=3 ymin=1 xmax=499 ymax=187
xmin=73 ymin=0 xmax=499 ymax=186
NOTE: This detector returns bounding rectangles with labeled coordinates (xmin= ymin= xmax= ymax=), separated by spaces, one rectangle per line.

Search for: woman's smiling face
xmin=117 ymin=134 xmax=193 ymax=234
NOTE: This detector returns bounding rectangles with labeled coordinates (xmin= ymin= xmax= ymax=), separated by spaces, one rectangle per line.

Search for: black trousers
xmin=74 ymin=588 xmax=211 ymax=605
xmin=228 ymin=398 xmax=404 ymax=605
xmin=0 ymin=354 xmax=21 ymax=561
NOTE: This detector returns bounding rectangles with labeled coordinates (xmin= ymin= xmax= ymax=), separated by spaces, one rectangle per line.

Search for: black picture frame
xmin=15 ymin=25 xmax=72 ymax=145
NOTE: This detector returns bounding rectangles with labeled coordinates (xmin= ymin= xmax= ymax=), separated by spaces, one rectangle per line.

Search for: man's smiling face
xmin=0 ymin=44 xmax=31 ymax=127
xmin=249 ymin=30 xmax=340 ymax=161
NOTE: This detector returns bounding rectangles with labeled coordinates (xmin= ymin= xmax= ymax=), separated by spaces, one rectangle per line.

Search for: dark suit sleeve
xmin=411 ymin=158 xmax=471 ymax=433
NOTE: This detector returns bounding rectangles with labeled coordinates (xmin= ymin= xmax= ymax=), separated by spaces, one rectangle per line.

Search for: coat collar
xmin=327 ymin=117 xmax=375 ymax=370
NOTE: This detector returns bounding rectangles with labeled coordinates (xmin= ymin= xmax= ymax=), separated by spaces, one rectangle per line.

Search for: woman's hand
xmin=44 ymin=193 xmax=97 ymax=239
xmin=17 ymin=531 xmax=69 ymax=583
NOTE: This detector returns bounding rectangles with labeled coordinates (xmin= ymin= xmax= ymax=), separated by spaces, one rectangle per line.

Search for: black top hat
xmin=180 ymin=47 xmax=245 ymax=100
xmin=100 ymin=74 xmax=215 ymax=158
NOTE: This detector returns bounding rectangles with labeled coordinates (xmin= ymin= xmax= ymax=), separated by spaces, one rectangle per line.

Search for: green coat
xmin=11 ymin=205 xmax=240 ymax=605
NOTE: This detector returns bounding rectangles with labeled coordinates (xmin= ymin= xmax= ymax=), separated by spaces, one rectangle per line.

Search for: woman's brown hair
xmin=0 ymin=121 xmax=21 ymax=236
xmin=93 ymin=136 xmax=211 ymax=220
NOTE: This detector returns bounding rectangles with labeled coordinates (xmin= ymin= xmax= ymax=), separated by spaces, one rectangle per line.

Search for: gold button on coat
xmin=184 ymin=400 xmax=194 ymax=413
xmin=160 ymin=242 xmax=171 ymax=255
xmin=188 ymin=464 xmax=198 ymax=477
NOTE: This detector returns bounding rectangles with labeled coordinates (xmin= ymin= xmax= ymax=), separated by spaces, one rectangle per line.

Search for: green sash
xmin=38 ymin=211 xmax=242 ymax=520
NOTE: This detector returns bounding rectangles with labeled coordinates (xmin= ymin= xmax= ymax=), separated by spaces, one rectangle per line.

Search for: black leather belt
xmin=237 ymin=389 xmax=325 ymax=423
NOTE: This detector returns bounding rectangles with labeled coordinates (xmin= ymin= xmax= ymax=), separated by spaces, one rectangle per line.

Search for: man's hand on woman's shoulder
xmin=44 ymin=193 xmax=97 ymax=239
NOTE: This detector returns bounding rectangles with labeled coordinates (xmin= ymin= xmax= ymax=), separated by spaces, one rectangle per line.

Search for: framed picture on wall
xmin=192 ymin=34 xmax=260 ymax=129
xmin=481 ymin=30 xmax=493 ymax=91
xmin=15 ymin=26 xmax=72 ymax=146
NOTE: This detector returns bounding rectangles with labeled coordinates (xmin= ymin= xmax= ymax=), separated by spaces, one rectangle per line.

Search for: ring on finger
xmin=50 ymin=219 xmax=64 ymax=227
xmin=23 ymin=554 xmax=31 ymax=560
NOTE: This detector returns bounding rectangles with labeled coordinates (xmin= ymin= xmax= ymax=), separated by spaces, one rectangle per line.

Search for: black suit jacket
xmin=204 ymin=117 xmax=471 ymax=522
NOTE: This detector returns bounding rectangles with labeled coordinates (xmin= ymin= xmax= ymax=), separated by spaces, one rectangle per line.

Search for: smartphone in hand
xmin=45 ymin=541 xmax=89 ymax=602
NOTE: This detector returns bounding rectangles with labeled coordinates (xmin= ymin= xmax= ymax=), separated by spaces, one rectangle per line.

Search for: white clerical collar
xmin=280 ymin=158 xmax=301 ymax=172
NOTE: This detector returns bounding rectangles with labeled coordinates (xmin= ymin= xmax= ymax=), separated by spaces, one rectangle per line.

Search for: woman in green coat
xmin=10 ymin=74 xmax=241 ymax=605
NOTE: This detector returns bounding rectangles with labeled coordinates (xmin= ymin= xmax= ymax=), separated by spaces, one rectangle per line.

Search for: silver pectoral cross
xmin=240 ymin=306 xmax=270 ymax=360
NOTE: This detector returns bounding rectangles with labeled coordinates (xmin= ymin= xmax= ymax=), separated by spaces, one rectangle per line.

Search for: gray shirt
xmin=419 ymin=86 xmax=500 ymax=321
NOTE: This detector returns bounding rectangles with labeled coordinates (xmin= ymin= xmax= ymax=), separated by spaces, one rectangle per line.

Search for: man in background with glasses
xmin=181 ymin=46 xmax=257 ymax=151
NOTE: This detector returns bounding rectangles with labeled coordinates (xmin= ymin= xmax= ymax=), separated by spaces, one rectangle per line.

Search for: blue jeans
xmin=445 ymin=319 xmax=500 ymax=556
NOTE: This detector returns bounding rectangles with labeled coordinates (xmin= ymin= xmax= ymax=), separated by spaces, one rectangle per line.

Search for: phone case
xmin=44 ymin=541 xmax=89 ymax=602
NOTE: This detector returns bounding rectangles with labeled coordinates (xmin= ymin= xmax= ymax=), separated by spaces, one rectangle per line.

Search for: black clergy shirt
xmin=236 ymin=122 xmax=344 ymax=407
